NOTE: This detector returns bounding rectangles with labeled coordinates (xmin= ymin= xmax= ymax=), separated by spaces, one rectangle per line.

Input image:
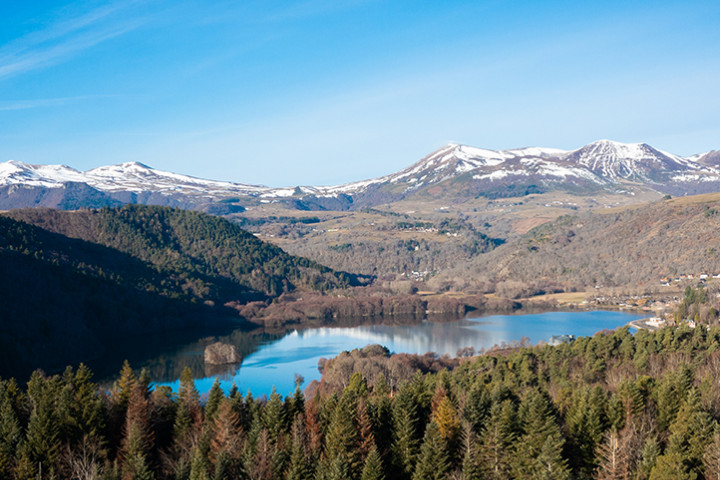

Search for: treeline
xmin=5 ymin=325 xmax=720 ymax=479
xmin=6 ymin=205 xmax=363 ymax=299
xmin=228 ymin=293 xmax=490 ymax=328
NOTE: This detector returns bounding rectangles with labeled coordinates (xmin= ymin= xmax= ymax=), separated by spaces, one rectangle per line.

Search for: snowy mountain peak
xmin=2 ymin=139 xmax=719 ymax=212
xmin=563 ymin=139 xmax=702 ymax=182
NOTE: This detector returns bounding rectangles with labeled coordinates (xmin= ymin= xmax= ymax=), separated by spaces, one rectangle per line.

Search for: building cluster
xmin=660 ymin=273 xmax=720 ymax=287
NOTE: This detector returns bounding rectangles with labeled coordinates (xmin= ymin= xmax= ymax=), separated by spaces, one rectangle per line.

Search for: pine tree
xmin=25 ymin=372 xmax=61 ymax=474
xmin=286 ymin=415 xmax=312 ymax=480
xmin=357 ymin=398 xmax=375 ymax=460
xmin=360 ymin=445 xmax=385 ymax=480
xmin=391 ymin=386 xmax=422 ymax=479
xmin=175 ymin=367 xmax=202 ymax=444
xmin=189 ymin=446 xmax=210 ymax=480
xmin=0 ymin=397 xmax=22 ymax=478
xmin=648 ymin=451 xmax=695 ymax=480
xmin=114 ymin=361 xmax=137 ymax=410
xmin=412 ymin=422 xmax=450 ymax=480
xmin=460 ymin=423 xmax=482 ymax=480
xmin=208 ymin=398 xmax=243 ymax=480
xmin=304 ymin=398 xmax=324 ymax=457
xmin=121 ymin=386 xmax=155 ymax=480
xmin=262 ymin=387 xmax=286 ymax=442
xmin=433 ymin=395 xmax=460 ymax=458
xmin=246 ymin=428 xmax=277 ymax=480
xmin=479 ymin=399 xmax=515 ymax=480
xmin=511 ymin=389 xmax=570 ymax=480
xmin=205 ymin=379 xmax=225 ymax=424
xmin=635 ymin=436 xmax=659 ymax=480
xmin=463 ymin=381 xmax=490 ymax=434
xmin=287 ymin=383 xmax=305 ymax=422
xmin=210 ymin=399 xmax=241 ymax=458
xmin=566 ymin=386 xmax=607 ymax=477
xmin=323 ymin=393 xmax=360 ymax=478
xmin=71 ymin=364 xmax=105 ymax=440
xmin=665 ymin=388 xmax=715 ymax=476
xmin=322 ymin=454 xmax=351 ymax=480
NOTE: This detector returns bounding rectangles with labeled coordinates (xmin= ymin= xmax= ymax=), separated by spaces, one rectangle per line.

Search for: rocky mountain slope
xmin=1 ymin=140 xmax=718 ymax=211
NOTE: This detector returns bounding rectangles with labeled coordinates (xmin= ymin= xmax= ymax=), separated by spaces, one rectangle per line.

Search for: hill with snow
xmin=1 ymin=140 xmax=718 ymax=211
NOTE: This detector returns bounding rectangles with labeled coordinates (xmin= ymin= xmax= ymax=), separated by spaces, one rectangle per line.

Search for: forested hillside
xmin=0 ymin=206 xmax=361 ymax=377
xmin=6 ymin=205 xmax=360 ymax=297
xmin=3 ymin=325 xmax=720 ymax=479
xmin=436 ymin=194 xmax=720 ymax=293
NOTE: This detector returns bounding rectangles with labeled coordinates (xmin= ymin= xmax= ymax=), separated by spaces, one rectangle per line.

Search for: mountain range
xmin=2 ymin=139 xmax=719 ymax=212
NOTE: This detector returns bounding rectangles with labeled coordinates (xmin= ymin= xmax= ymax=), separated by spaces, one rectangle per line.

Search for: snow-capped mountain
xmin=1 ymin=140 xmax=719 ymax=211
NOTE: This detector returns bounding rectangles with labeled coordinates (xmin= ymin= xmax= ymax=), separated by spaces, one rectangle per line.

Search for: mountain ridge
xmin=2 ymin=139 xmax=719 ymax=211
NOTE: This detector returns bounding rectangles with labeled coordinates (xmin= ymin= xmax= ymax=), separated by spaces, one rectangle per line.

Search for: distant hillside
xmin=6 ymin=205 xmax=360 ymax=297
xmin=449 ymin=194 xmax=720 ymax=291
xmin=0 ymin=205 xmax=361 ymax=377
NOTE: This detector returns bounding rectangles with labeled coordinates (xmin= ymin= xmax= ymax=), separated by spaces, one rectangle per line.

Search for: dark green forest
xmin=3 ymin=325 xmax=720 ymax=480
xmin=0 ymin=206 xmax=361 ymax=378
xmin=5 ymin=205 xmax=361 ymax=299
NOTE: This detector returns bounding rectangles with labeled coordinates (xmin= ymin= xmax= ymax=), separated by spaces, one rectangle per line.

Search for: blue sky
xmin=1 ymin=0 xmax=719 ymax=186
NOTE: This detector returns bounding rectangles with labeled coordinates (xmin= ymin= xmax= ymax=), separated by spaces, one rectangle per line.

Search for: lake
xmin=144 ymin=310 xmax=646 ymax=397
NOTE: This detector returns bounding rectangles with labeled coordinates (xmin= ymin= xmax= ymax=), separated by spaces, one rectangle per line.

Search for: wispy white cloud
xmin=0 ymin=0 xmax=149 ymax=81
xmin=0 ymin=94 xmax=119 ymax=111
xmin=265 ymin=0 xmax=377 ymax=22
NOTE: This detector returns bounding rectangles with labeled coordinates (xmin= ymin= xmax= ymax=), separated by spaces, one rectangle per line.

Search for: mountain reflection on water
xmin=105 ymin=310 xmax=645 ymax=397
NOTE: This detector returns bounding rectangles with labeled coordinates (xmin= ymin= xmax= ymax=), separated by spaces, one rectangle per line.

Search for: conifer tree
xmin=648 ymin=451 xmax=695 ymax=480
xmin=391 ymin=385 xmax=423 ymax=479
xmin=287 ymin=383 xmax=305 ymax=422
xmin=304 ymin=398 xmax=324 ymax=457
xmin=460 ymin=423 xmax=482 ymax=480
xmin=357 ymin=398 xmax=376 ymax=460
xmin=566 ymin=386 xmax=607 ymax=477
xmin=665 ymin=387 xmax=715 ymax=475
xmin=210 ymin=399 xmax=241 ymax=458
xmin=114 ymin=361 xmax=137 ymax=410
xmin=411 ymin=422 xmax=450 ymax=480
xmin=263 ymin=387 xmax=286 ymax=442
xmin=174 ymin=367 xmax=202 ymax=444
xmin=189 ymin=446 xmax=210 ymax=480
xmin=13 ymin=444 xmax=35 ymax=480
xmin=0 ymin=397 xmax=22 ymax=478
xmin=322 ymin=454 xmax=351 ymax=480
xmin=70 ymin=363 xmax=105 ymax=440
xmin=323 ymin=393 xmax=360 ymax=478
xmin=635 ymin=436 xmax=659 ymax=480
xmin=25 ymin=372 xmax=61 ymax=476
xmin=433 ymin=395 xmax=460 ymax=459
xmin=205 ymin=380 xmax=224 ymax=424
xmin=246 ymin=428 xmax=277 ymax=480
xmin=121 ymin=386 xmax=155 ymax=480
xmin=463 ymin=381 xmax=490 ymax=434
xmin=479 ymin=399 xmax=516 ymax=480
xmin=360 ymin=445 xmax=385 ymax=480
xmin=286 ymin=415 xmax=313 ymax=480
xmin=511 ymin=389 xmax=570 ymax=480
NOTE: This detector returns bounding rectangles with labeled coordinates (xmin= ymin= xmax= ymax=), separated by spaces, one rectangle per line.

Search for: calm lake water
xmin=146 ymin=310 xmax=645 ymax=397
